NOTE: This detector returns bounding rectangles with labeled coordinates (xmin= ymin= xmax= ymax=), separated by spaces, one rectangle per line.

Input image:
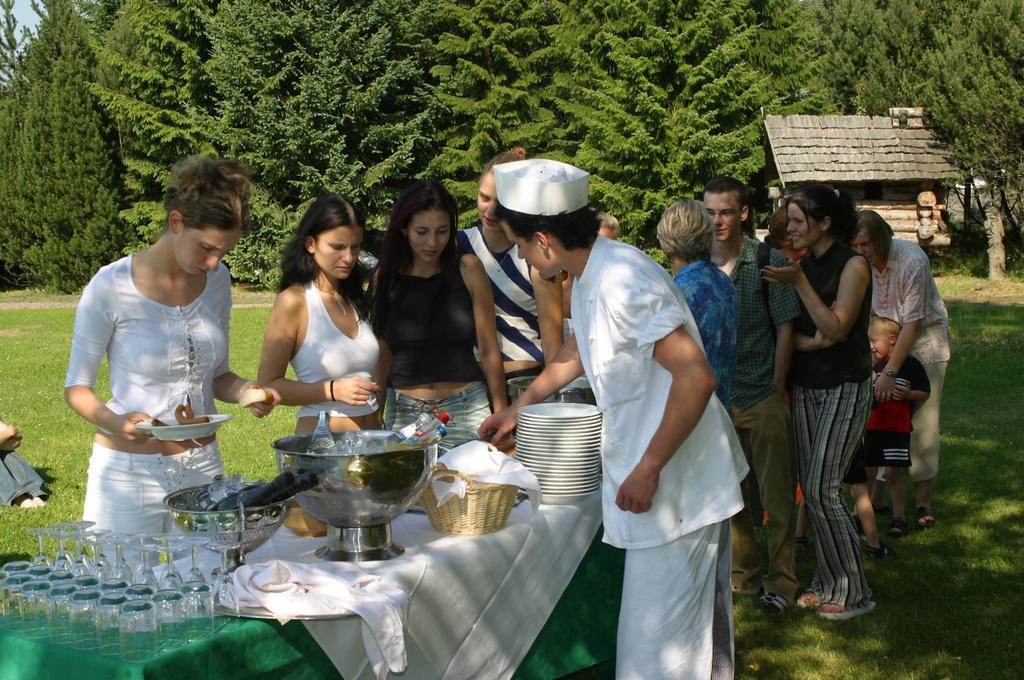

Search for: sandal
xmin=887 ymin=517 xmax=909 ymax=538
xmin=796 ymin=591 xmax=821 ymax=609
xmin=864 ymin=542 xmax=893 ymax=559
xmin=816 ymin=600 xmax=876 ymax=620
xmin=916 ymin=506 xmax=936 ymax=529
xmin=754 ymin=591 xmax=790 ymax=615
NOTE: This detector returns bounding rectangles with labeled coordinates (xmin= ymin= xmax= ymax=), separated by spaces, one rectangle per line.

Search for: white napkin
xmin=230 ymin=560 xmax=408 ymax=679
xmin=430 ymin=440 xmax=542 ymax=513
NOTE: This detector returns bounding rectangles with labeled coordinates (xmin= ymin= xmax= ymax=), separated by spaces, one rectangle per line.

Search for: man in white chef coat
xmin=478 ymin=159 xmax=749 ymax=679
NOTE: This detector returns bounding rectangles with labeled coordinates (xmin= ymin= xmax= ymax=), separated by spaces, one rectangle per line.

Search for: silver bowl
xmin=508 ymin=376 xmax=595 ymax=405
xmin=273 ymin=430 xmax=437 ymax=562
xmin=164 ymin=484 xmax=290 ymax=568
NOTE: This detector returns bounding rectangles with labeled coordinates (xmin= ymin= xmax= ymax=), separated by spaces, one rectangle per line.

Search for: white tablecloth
xmin=241 ymin=492 xmax=604 ymax=679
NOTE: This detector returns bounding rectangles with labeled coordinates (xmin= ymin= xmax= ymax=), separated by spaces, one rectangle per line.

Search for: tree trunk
xmin=984 ymin=187 xmax=1006 ymax=280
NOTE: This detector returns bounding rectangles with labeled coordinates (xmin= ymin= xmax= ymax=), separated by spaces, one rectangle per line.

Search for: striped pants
xmin=792 ymin=379 xmax=872 ymax=608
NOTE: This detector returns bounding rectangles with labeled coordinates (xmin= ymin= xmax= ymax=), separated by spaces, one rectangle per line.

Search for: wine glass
xmin=86 ymin=529 xmax=112 ymax=579
xmin=180 ymin=534 xmax=209 ymax=585
xmin=206 ymin=538 xmax=241 ymax=617
xmin=153 ymin=533 xmax=185 ymax=590
xmin=107 ymin=534 xmax=134 ymax=583
xmin=26 ymin=528 xmax=52 ymax=568
xmin=51 ymin=526 xmax=75 ymax=573
xmin=134 ymin=538 xmax=162 ymax=589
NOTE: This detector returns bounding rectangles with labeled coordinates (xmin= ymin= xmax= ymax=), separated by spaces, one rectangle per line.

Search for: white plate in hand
xmin=135 ymin=414 xmax=233 ymax=441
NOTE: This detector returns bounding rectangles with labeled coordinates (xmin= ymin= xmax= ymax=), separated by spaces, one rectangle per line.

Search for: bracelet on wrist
xmin=329 ymin=380 xmax=336 ymax=401
xmin=883 ymin=368 xmax=897 ymax=378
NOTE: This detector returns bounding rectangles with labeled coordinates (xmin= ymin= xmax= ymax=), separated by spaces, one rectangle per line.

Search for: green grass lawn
xmin=1 ymin=297 xmax=1023 ymax=678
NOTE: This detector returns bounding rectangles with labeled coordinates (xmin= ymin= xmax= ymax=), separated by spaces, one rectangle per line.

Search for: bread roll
xmin=239 ymin=387 xmax=270 ymax=408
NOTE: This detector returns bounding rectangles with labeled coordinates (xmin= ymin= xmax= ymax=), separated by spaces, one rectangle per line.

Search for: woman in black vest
xmin=371 ymin=180 xmax=507 ymax=449
xmin=762 ymin=184 xmax=874 ymax=620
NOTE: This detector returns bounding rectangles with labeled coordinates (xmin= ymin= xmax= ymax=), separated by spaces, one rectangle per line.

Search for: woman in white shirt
xmin=257 ymin=194 xmax=383 ymax=434
xmin=65 ymin=156 xmax=280 ymax=534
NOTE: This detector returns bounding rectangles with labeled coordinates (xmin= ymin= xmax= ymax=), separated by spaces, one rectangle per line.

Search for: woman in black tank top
xmin=370 ymin=181 xmax=507 ymax=448
xmin=762 ymin=184 xmax=875 ymax=621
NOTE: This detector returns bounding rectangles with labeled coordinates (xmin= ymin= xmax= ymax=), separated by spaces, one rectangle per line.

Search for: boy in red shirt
xmin=865 ymin=317 xmax=930 ymax=538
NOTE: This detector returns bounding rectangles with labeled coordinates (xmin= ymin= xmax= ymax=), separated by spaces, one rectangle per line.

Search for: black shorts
xmin=864 ymin=430 xmax=912 ymax=468
xmin=843 ymin=440 xmax=868 ymax=485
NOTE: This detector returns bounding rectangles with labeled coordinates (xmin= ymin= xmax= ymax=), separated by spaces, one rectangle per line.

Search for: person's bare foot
xmin=30 ymin=497 xmax=46 ymax=508
xmin=0 ymin=423 xmax=22 ymax=450
xmin=15 ymin=494 xmax=37 ymax=508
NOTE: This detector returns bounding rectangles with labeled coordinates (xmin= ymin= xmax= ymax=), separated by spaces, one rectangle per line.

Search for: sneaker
xmin=754 ymin=591 xmax=790 ymax=614
xmin=864 ymin=542 xmax=893 ymax=559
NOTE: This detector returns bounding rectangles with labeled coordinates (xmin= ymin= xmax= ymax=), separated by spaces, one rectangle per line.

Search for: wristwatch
xmin=883 ymin=368 xmax=897 ymax=378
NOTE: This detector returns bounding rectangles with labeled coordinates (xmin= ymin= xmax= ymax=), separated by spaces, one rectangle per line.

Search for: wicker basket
xmin=418 ymin=463 xmax=519 ymax=536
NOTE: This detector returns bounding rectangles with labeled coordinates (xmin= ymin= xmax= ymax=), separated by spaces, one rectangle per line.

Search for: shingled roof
xmin=764 ymin=114 xmax=959 ymax=186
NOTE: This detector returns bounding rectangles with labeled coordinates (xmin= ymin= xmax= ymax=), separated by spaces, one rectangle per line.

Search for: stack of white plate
xmin=515 ymin=403 xmax=602 ymax=504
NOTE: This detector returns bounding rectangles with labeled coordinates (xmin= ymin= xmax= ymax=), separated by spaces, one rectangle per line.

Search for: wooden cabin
xmin=764 ymin=108 xmax=960 ymax=247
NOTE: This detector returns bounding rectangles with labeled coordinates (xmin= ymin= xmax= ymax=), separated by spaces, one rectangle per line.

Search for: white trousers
xmin=617 ymin=520 xmax=733 ymax=680
xmin=82 ymin=442 xmax=223 ymax=535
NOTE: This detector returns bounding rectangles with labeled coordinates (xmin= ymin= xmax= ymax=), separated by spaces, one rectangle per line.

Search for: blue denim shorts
xmin=384 ymin=382 xmax=492 ymax=451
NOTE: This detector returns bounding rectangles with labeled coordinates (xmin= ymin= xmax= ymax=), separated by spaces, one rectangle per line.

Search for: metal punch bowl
xmin=164 ymin=485 xmax=290 ymax=569
xmin=273 ymin=430 xmax=437 ymax=562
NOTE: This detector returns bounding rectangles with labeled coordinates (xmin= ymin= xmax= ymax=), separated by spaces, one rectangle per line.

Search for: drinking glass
xmin=120 ymin=599 xmax=158 ymax=662
xmin=1 ymin=560 xmax=31 ymax=575
xmin=152 ymin=589 xmax=187 ymax=650
xmin=27 ymin=528 xmax=52 ymax=567
xmin=26 ymin=564 xmax=51 ymax=580
xmin=153 ymin=533 xmax=185 ymax=590
xmin=124 ymin=583 xmax=155 ymax=601
xmin=46 ymin=582 xmax=78 ymax=645
xmin=100 ymin=576 xmax=131 ymax=594
xmin=95 ymin=592 xmax=128 ymax=656
xmin=180 ymin=582 xmax=214 ymax=643
xmin=69 ymin=587 xmax=101 ymax=650
xmin=74 ymin=574 xmax=101 ymax=590
xmin=46 ymin=570 xmax=75 ymax=585
xmin=2 ymin=572 xmax=34 ymax=632
xmin=18 ymin=578 xmax=53 ymax=639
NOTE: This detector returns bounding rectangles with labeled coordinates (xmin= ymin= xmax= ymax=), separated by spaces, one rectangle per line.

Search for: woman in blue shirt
xmin=657 ymin=199 xmax=739 ymax=408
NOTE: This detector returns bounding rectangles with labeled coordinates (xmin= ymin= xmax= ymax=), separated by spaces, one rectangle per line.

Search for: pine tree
xmin=6 ymin=0 xmax=127 ymax=291
xmin=90 ymin=0 xmax=218 ymax=243
xmin=922 ymin=0 xmax=1024 ymax=278
xmin=547 ymin=0 xmax=818 ymax=247
xmin=206 ymin=0 xmax=438 ymax=281
xmin=425 ymin=0 xmax=562 ymax=211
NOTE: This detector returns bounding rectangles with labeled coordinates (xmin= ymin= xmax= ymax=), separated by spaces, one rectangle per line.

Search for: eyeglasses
xmin=706 ymin=209 xmax=739 ymax=219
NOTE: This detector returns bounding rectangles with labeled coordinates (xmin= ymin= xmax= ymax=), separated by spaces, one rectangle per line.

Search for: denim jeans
xmin=82 ymin=442 xmax=223 ymax=535
xmin=384 ymin=382 xmax=492 ymax=451
xmin=0 ymin=450 xmax=47 ymax=505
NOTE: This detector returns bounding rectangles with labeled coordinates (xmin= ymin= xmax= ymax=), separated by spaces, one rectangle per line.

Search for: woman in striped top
xmin=456 ymin=149 xmax=564 ymax=380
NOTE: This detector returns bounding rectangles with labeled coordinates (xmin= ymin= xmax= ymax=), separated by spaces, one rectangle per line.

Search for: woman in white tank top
xmin=258 ymin=195 xmax=383 ymax=434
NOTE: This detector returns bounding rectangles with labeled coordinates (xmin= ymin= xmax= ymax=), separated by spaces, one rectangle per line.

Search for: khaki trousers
xmin=729 ymin=390 xmax=799 ymax=601
xmin=909 ymin=361 xmax=947 ymax=482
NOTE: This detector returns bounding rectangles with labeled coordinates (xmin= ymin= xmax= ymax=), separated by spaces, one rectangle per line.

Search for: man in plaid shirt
xmin=706 ymin=177 xmax=802 ymax=615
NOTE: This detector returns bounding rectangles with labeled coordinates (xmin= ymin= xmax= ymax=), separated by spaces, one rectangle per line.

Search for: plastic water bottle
xmin=389 ymin=411 xmax=452 ymax=446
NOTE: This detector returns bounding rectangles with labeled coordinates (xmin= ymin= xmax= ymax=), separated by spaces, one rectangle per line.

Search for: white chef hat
xmin=493 ymin=159 xmax=589 ymax=216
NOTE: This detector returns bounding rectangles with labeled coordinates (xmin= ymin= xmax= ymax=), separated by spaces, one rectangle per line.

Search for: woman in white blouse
xmin=257 ymin=194 xmax=383 ymax=434
xmin=64 ymin=156 xmax=280 ymax=534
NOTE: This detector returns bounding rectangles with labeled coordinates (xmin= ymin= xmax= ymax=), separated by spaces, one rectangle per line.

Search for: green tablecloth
xmin=0 ymin=534 xmax=624 ymax=680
